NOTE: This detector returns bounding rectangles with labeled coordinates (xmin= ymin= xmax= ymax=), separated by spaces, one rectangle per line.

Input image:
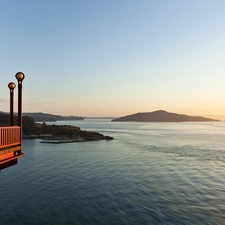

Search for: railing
xmin=0 ymin=126 xmax=21 ymax=149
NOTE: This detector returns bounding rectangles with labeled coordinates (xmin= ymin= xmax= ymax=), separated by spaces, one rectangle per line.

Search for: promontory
xmin=112 ymin=110 xmax=219 ymax=122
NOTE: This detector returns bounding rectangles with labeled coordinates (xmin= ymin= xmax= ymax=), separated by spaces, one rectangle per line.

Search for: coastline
xmin=23 ymin=134 xmax=113 ymax=143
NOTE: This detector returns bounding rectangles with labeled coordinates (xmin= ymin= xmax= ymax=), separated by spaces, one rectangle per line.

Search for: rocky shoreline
xmin=23 ymin=131 xmax=113 ymax=143
xmin=39 ymin=135 xmax=113 ymax=144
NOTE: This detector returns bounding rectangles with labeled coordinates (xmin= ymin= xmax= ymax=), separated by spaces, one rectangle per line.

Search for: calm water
xmin=1 ymin=120 xmax=225 ymax=225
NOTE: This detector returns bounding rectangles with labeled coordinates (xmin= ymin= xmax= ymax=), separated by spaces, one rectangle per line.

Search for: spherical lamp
xmin=8 ymin=82 xmax=16 ymax=90
xmin=15 ymin=72 xmax=25 ymax=82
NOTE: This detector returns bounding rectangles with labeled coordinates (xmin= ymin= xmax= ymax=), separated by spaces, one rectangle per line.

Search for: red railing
xmin=0 ymin=126 xmax=21 ymax=149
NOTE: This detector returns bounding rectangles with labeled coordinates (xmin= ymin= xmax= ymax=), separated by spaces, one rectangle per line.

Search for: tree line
xmin=0 ymin=113 xmax=79 ymax=136
xmin=0 ymin=112 xmax=36 ymax=134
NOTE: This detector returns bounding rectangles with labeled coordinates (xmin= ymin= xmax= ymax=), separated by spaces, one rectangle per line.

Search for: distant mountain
xmin=23 ymin=112 xmax=84 ymax=122
xmin=84 ymin=117 xmax=116 ymax=119
xmin=112 ymin=110 xmax=219 ymax=122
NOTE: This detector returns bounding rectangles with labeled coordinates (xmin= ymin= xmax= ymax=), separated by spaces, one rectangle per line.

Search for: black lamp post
xmin=8 ymin=82 xmax=16 ymax=126
xmin=15 ymin=72 xmax=25 ymax=142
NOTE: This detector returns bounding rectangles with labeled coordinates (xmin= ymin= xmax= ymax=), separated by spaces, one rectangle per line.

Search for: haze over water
xmin=1 ymin=119 xmax=225 ymax=224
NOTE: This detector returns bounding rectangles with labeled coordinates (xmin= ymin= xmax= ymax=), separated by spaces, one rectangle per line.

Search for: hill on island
xmin=112 ymin=110 xmax=219 ymax=122
xmin=23 ymin=112 xmax=84 ymax=122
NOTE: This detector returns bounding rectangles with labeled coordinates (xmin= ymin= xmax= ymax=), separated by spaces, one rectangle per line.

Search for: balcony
xmin=0 ymin=72 xmax=25 ymax=171
xmin=0 ymin=126 xmax=24 ymax=170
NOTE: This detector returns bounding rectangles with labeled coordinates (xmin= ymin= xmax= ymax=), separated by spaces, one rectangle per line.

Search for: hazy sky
xmin=0 ymin=0 xmax=225 ymax=118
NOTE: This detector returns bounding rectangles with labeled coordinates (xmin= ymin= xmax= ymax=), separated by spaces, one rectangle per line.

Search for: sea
xmin=1 ymin=119 xmax=225 ymax=225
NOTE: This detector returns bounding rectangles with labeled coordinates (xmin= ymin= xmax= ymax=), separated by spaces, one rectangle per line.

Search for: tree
xmin=22 ymin=116 xmax=37 ymax=134
xmin=0 ymin=112 xmax=10 ymax=125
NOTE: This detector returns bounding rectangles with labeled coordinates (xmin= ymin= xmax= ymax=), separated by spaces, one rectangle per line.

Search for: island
xmin=23 ymin=123 xmax=113 ymax=143
xmin=0 ymin=112 xmax=113 ymax=143
xmin=112 ymin=110 xmax=219 ymax=122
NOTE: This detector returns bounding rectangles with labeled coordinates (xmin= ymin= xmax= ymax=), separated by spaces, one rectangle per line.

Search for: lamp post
xmin=15 ymin=72 xmax=25 ymax=143
xmin=8 ymin=82 xmax=16 ymax=126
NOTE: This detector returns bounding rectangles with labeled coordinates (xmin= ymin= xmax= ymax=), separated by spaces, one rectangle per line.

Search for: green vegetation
xmin=23 ymin=116 xmax=37 ymax=134
xmin=0 ymin=112 xmax=11 ymax=125
xmin=35 ymin=122 xmax=80 ymax=138
xmin=0 ymin=113 xmax=113 ymax=141
xmin=0 ymin=113 xmax=79 ymax=136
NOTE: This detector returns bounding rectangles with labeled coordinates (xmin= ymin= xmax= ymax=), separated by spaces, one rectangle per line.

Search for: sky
xmin=0 ymin=0 xmax=225 ymax=118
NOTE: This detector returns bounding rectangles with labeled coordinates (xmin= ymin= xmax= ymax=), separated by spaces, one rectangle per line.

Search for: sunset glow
xmin=0 ymin=0 xmax=224 ymax=119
